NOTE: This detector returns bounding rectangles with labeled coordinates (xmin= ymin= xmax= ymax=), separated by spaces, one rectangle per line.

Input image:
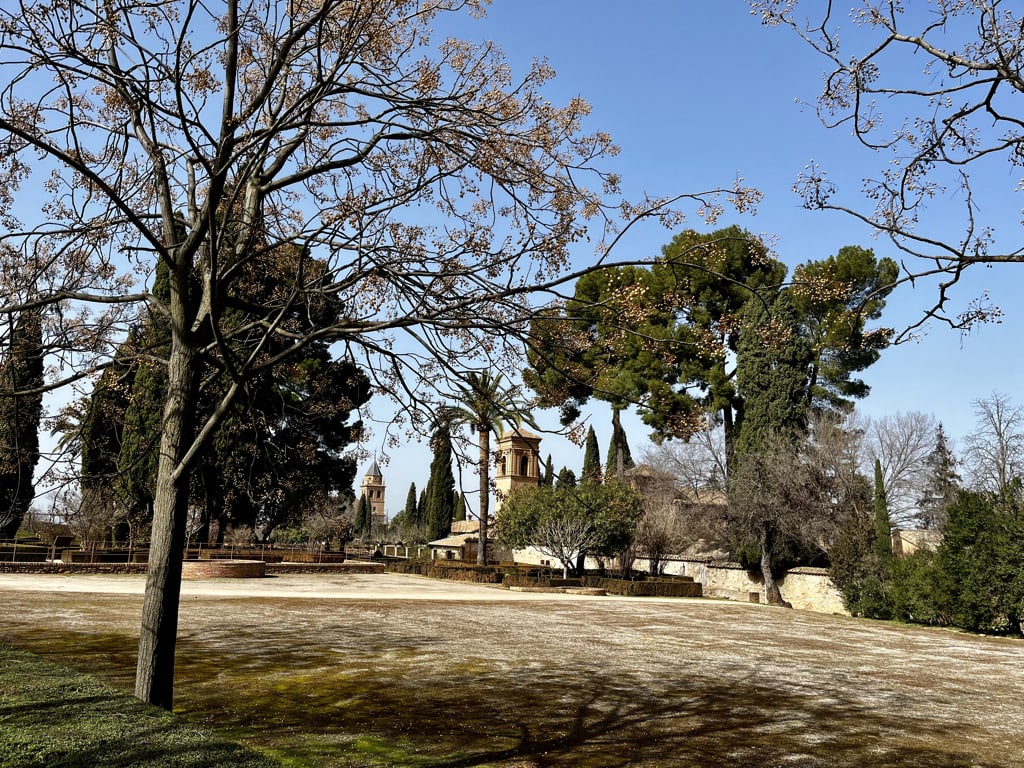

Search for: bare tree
xmin=862 ymin=411 xmax=937 ymax=527
xmin=753 ymin=1 xmax=1024 ymax=337
xmin=634 ymin=503 xmax=683 ymax=577
xmin=963 ymin=392 xmax=1024 ymax=492
xmin=728 ymin=423 xmax=865 ymax=607
xmin=641 ymin=427 xmax=727 ymax=496
xmin=0 ymin=0 xmax=756 ymax=708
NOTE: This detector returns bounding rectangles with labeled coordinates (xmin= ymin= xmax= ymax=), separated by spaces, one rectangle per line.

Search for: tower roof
xmin=365 ymin=460 xmax=383 ymax=479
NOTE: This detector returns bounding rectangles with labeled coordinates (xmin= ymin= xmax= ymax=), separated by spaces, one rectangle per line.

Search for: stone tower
xmin=494 ymin=428 xmax=542 ymax=511
xmin=360 ymin=460 xmax=386 ymax=523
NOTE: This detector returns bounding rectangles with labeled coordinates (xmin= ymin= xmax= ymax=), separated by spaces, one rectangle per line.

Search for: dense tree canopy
xmin=496 ymin=482 xmax=643 ymax=578
xmin=526 ymin=228 xmax=895 ymax=479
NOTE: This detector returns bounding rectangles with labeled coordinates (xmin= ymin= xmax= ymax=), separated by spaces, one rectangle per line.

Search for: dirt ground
xmin=0 ymin=571 xmax=1021 ymax=767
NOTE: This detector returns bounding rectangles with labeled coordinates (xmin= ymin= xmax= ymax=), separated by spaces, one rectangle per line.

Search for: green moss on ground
xmin=0 ymin=643 xmax=280 ymax=768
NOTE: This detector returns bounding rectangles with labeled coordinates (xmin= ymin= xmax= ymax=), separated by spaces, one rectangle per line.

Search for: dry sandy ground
xmin=0 ymin=571 xmax=1022 ymax=767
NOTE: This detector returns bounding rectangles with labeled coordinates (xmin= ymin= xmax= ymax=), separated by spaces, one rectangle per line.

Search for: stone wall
xmin=182 ymin=559 xmax=267 ymax=579
xmin=593 ymin=556 xmax=849 ymax=615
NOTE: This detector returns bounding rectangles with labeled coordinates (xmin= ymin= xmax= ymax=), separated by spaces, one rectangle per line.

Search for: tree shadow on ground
xmin=167 ymin=631 xmax=1000 ymax=768
xmin=2 ymin=603 xmax=1017 ymax=768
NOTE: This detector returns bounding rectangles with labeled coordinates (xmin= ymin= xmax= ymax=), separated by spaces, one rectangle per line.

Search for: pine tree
xmin=117 ymin=358 xmax=166 ymax=529
xmin=581 ymin=425 xmax=602 ymax=484
xmin=917 ymin=423 xmax=960 ymax=530
xmin=424 ymin=424 xmax=455 ymax=541
xmin=0 ymin=309 xmax=44 ymax=539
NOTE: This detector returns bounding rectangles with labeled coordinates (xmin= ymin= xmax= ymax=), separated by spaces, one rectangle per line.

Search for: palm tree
xmin=447 ymin=371 xmax=530 ymax=565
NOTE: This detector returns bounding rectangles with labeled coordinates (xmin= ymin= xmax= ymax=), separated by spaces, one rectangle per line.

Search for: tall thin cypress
xmin=606 ymin=411 xmax=634 ymax=479
xmin=542 ymin=454 xmax=555 ymax=486
xmin=581 ymin=425 xmax=602 ymax=484
xmin=424 ymin=424 xmax=455 ymax=541
xmin=401 ymin=482 xmax=418 ymax=527
xmin=0 ymin=309 xmax=43 ymax=539
xmin=355 ymin=493 xmax=371 ymax=537
xmin=873 ymin=458 xmax=893 ymax=563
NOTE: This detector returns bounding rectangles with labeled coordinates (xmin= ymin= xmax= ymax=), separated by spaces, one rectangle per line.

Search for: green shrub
xmin=889 ymin=550 xmax=942 ymax=625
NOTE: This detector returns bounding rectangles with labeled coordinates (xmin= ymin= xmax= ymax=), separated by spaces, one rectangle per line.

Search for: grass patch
xmin=0 ymin=643 xmax=279 ymax=768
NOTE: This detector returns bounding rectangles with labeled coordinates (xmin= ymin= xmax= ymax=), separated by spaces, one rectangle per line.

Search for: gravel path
xmin=1 ymin=571 xmax=1021 ymax=767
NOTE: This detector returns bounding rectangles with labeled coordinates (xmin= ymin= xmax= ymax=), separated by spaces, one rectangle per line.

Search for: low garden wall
xmin=581 ymin=575 xmax=703 ymax=598
xmin=182 ymin=559 xmax=266 ymax=579
xmin=0 ymin=562 xmax=148 ymax=575
xmin=650 ymin=558 xmax=848 ymax=614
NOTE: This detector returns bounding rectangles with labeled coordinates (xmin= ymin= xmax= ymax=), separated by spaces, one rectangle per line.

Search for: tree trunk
xmin=476 ymin=428 xmax=489 ymax=566
xmin=134 ymin=334 xmax=197 ymax=709
xmin=759 ymin=522 xmax=790 ymax=608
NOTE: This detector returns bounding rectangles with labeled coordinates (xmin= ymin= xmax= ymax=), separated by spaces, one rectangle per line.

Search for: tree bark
xmin=759 ymin=522 xmax=790 ymax=608
xmin=476 ymin=427 xmax=489 ymax=565
xmin=134 ymin=333 xmax=197 ymax=709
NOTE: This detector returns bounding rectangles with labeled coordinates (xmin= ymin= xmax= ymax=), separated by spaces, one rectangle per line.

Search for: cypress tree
xmin=735 ymin=289 xmax=812 ymax=455
xmin=416 ymin=488 xmax=427 ymax=529
xmin=581 ymin=425 xmax=602 ymax=484
xmin=424 ymin=424 xmax=455 ymax=541
xmin=401 ymin=482 xmax=417 ymax=526
xmin=117 ymin=358 xmax=166 ymax=528
xmin=556 ymin=467 xmax=577 ymax=488
xmin=80 ymin=327 xmax=140 ymax=496
xmin=454 ymin=491 xmax=467 ymax=521
xmin=542 ymin=454 xmax=555 ymax=486
xmin=873 ymin=458 xmax=893 ymax=563
xmin=606 ymin=412 xmax=634 ymax=479
xmin=355 ymin=493 xmax=371 ymax=537
xmin=0 ymin=309 xmax=44 ymax=539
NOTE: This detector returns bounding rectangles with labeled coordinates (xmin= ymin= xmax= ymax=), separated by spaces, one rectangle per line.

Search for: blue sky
xmin=364 ymin=1 xmax=1024 ymax=516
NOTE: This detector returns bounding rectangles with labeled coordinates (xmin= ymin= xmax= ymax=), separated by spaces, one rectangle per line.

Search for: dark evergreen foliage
xmin=354 ymin=493 xmax=371 ymax=537
xmin=424 ymin=424 xmax=456 ymax=541
xmin=0 ymin=309 xmax=44 ymax=539
xmin=917 ymin=423 xmax=960 ymax=530
xmin=734 ymin=290 xmax=812 ymax=456
xmin=605 ymin=412 xmax=634 ymax=480
xmin=933 ymin=486 xmax=1024 ymax=633
xmin=542 ymin=454 xmax=554 ymax=486
xmin=581 ymin=425 xmax=602 ymax=484
xmin=829 ymin=459 xmax=894 ymax=619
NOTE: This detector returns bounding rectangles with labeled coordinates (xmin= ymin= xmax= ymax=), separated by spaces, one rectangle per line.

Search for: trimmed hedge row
xmin=582 ymin=576 xmax=702 ymax=598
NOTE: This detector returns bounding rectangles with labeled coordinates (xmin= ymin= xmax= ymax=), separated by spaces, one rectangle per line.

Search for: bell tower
xmin=494 ymin=429 xmax=542 ymax=511
xmin=360 ymin=460 xmax=386 ymax=523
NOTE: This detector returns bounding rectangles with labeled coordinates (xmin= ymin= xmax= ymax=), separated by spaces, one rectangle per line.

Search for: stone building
xmin=360 ymin=460 xmax=387 ymax=525
xmin=494 ymin=428 xmax=542 ymax=510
